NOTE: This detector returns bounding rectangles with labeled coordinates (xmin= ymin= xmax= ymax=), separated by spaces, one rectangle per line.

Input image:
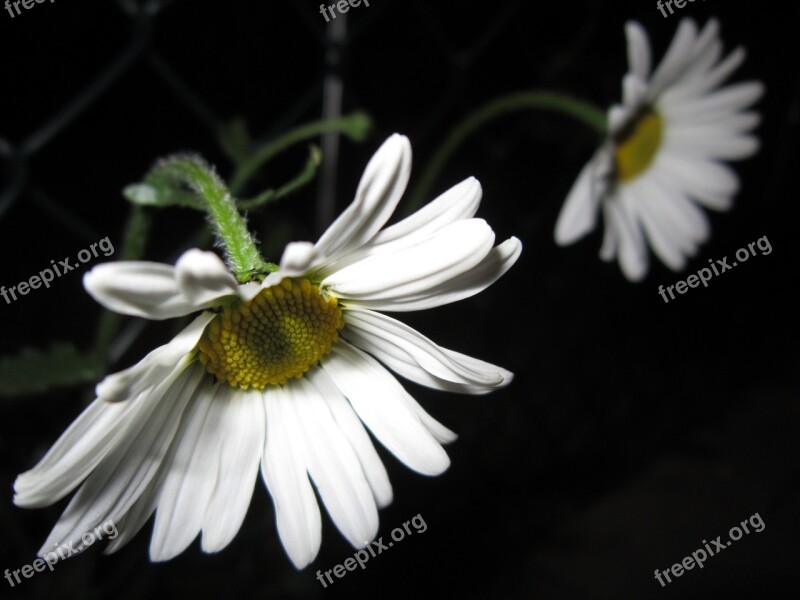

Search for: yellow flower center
xmin=197 ymin=278 xmax=344 ymax=390
xmin=614 ymin=109 xmax=664 ymax=183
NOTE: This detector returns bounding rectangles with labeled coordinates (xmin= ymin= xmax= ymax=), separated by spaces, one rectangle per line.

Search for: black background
xmin=1 ymin=1 xmax=798 ymax=599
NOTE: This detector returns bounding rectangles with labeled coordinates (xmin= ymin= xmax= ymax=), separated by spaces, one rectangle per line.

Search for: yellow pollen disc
xmin=197 ymin=278 xmax=344 ymax=390
xmin=614 ymin=109 xmax=664 ymax=183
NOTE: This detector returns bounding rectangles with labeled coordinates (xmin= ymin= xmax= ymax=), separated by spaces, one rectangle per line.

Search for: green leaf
xmin=0 ymin=343 xmax=103 ymax=397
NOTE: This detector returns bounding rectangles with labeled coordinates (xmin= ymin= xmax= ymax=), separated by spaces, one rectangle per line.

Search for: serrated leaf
xmin=0 ymin=343 xmax=103 ymax=397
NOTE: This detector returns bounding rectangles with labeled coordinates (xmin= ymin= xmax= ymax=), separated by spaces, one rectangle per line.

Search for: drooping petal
xmin=400 ymin=393 xmax=458 ymax=445
xmin=630 ymin=180 xmax=689 ymax=271
xmin=343 ymin=308 xmax=511 ymax=391
xmin=36 ymin=360 xmax=204 ymax=557
xmin=14 ymin=314 xmax=210 ymax=507
xmin=609 ymin=190 xmax=648 ymax=282
xmin=289 ymin=377 xmax=379 ymax=549
xmin=598 ymin=201 xmax=617 ymax=262
xmin=555 ymin=150 xmax=609 ymax=245
xmin=654 ymin=152 xmax=740 ymax=211
xmin=149 ymin=381 xmax=228 ymax=561
xmin=322 ymin=343 xmax=450 ymax=476
xmin=95 ymin=312 xmax=214 ymax=403
xmin=261 ymin=385 xmax=322 ymax=569
xmin=306 ymin=367 xmax=393 ymax=508
xmin=201 ymin=388 xmax=266 ymax=553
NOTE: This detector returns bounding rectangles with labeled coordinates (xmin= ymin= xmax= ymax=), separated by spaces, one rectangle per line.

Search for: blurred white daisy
xmin=14 ymin=134 xmax=521 ymax=568
xmin=555 ymin=18 xmax=763 ymax=281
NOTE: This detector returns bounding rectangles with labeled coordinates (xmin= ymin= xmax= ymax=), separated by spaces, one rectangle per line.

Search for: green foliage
xmin=0 ymin=343 xmax=102 ymax=397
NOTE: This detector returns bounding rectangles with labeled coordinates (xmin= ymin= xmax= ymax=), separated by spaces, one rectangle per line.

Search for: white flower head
xmin=14 ymin=134 xmax=522 ymax=568
xmin=555 ymin=18 xmax=763 ymax=281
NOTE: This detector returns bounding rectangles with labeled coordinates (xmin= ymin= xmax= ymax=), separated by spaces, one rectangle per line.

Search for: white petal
xmin=370 ymin=176 xmax=481 ymax=247
xmin=84 ymin=261 xmax=197 ymax=320
xmin=622 ymin=74 xmax=648 ymax=109
xmin=278 ymin=241 xmax=317 ymax=276
xmin=400 ymin=393 xmax=458 ymax=445
xmin=15 ymin=398 xmax=133 ymax=508
xmin=648 ymin=18 xmax=698 ymax=98
xmin=625 ymin=21 xmax=651 ymax=80
xmin=307 ymin=367 xmax=393 ymax=508
xmin=289 ymin=377 xmax=379 ymax=549
xmin=201 ymin=389 xmax=266 ymax=553
xmin=37 ymin=363 xmax=204 ymax=558
xmin=323 ymin=219 xmax=495 ymax=300
xmin=660 ymin=81 xmax=764 ymax=125
xmin=14 ymin=320 xmax=209 ymax=508
xmin=313 ymin=134 xmax=412 ymax=263
xmin=630 ymin=181 xmax=689 ymax=271
xmin=343 ymin=308 xmax=510 ymax=389
xmin=599 ymin=201 xmax=617 ymax=262
xmin=322 ymin=343 xmax=450 ymax=476
xmin=261 ymin=386 xmax=322 ymax=569
xmin=175 ymin=249 xmax=239 ymax=306
xmin=646 ymin=171 xmax=711 ymax=244
xmin=343 ymin=236 xmax=521 ymax=313
xmin=555 ymin=150 xmax=608 ymax=245
xmin=321 ymin=177 xmax=483 ymax=275
xmin=95 ymin=312 xmax=214 ymax=403
xmin=655 ymin=153 xmax=740 ymax=211
xmin=150 ymin=382 xmax=227 ymax=561
xmin=609 ymin=191 xmax=648 ymax=281
xmin=608 ymin=105 xmax=633 ymax=135
xmin=690 ymin=47 xmax=748 ymax=96
xmin=664 ymin=128 xmax=760 ymax=161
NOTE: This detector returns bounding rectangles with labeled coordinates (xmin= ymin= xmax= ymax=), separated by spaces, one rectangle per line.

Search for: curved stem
xmin=407 ymin=91 xmax=607 ymax=211
xmin=150 ymin=155 xmax=276 ymax=281
xmin=229 ymin=111 xmax=371 ymax=195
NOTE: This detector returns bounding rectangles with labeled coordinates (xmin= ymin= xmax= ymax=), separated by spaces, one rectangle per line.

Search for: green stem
xmin=229 ymin=111 xmax=371 ymax=194
xmin=238 ymin=145 xmax=322 ymax=211
xmin=152 ymin=155 xmax=276 ymax=281
xmin=408 ymin=91 xmax=607 ymax=211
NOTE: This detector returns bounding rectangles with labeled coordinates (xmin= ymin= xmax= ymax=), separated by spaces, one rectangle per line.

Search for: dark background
xmin=1 ymin=1 xmax=798 ymax=598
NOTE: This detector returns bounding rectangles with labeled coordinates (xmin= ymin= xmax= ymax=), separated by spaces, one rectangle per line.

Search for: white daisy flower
xmin=555 ymin=18 xmax=763 ymax=281
xmin=14 ymin=134 xmax=521 ymax=568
